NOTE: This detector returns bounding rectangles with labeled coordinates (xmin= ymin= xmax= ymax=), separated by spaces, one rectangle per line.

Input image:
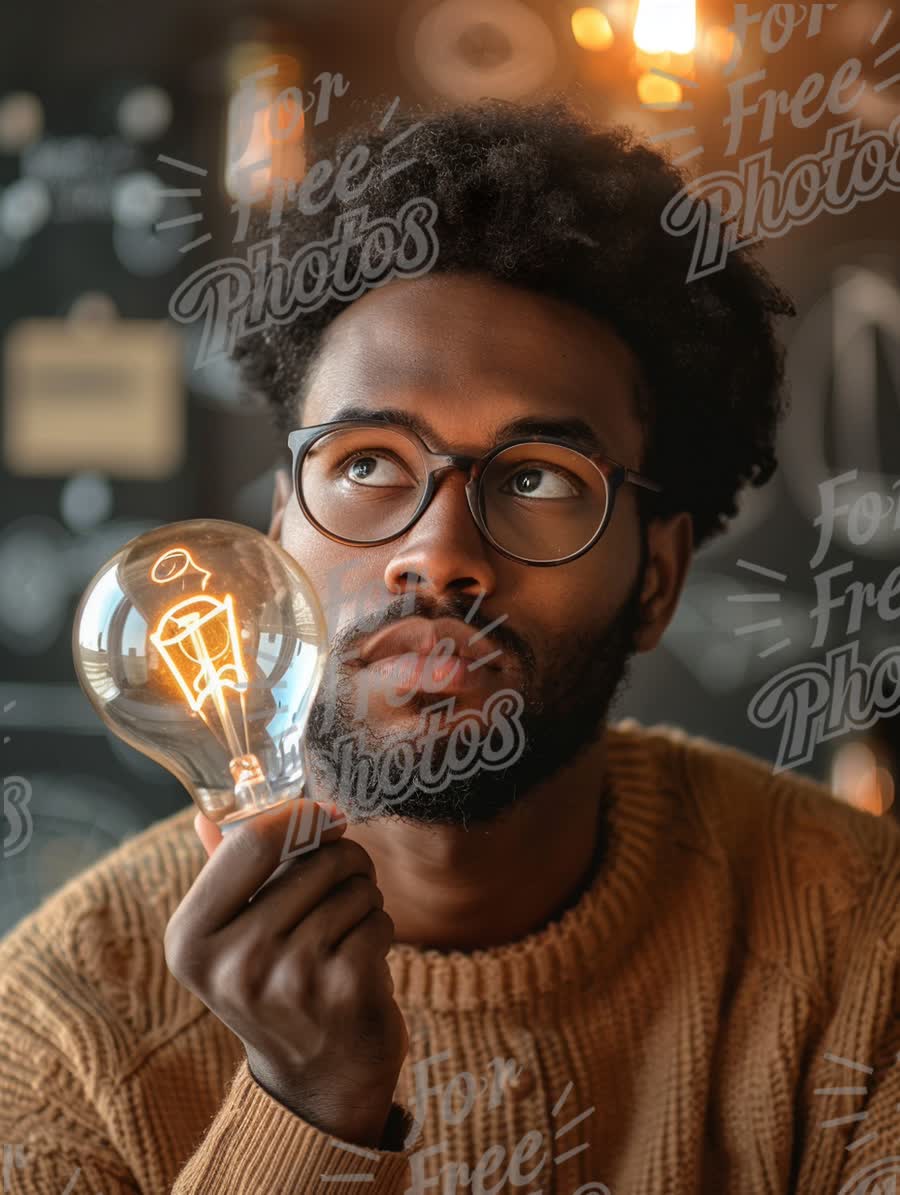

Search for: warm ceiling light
xmin=571 ymin=7 xmax=615 ymax=51
xmin=224 ymin=48 xmax=306 ymax=205
xmin=636 ymin=71 xmax=683 ymax=105
xmin=860 ymin=766 xmax=895 ymax=816
xmin=633 ymin=0 xmax=696 ymax=54
xmin=831 ymin=741 xmax=896 ymax=816
xmin=704 ymin=24 xmax=737 ymax=64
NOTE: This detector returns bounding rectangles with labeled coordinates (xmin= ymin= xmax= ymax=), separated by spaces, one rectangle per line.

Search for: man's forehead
xmin=303 ymin=274 xmax=641 ymax=421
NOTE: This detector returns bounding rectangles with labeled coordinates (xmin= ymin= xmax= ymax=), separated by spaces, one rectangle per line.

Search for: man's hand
xmin=164 ymin=799 xmax=408 ymax=1148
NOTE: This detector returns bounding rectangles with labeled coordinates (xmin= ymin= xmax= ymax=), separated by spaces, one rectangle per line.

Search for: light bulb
xmin=73 ymin=519 xmax=328 ymax=833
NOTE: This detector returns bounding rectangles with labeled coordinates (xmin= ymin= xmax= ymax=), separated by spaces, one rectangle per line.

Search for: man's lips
xmin=364 ymin=651 xmax=477 ymax=695
xmin=356 ymin=616 xmax=505 ymax=673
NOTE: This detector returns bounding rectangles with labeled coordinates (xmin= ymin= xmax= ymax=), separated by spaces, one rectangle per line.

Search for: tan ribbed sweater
xmin=1 ymin=719 xmax=898 ymax=1194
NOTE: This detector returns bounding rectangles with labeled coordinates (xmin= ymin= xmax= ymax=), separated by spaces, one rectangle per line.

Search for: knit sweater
xmin=1 ymin=719 xmax=898 ymax=1195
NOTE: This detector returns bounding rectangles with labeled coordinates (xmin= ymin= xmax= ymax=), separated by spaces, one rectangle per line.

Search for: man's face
xmin=272 ymin=272 xmax=679 ymax=826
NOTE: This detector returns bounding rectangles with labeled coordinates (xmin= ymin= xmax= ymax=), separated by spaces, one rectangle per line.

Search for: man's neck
xmin=342 ymin=732 xmax=612 ymax=951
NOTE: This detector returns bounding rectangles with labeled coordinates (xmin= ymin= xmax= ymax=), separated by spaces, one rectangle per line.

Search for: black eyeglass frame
xmin=287 ymin=419 xmax=663 ymax=568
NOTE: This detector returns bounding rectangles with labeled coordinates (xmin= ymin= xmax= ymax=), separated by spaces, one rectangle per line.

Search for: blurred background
xmin=1 ymin=0 xmax=899 ymax=934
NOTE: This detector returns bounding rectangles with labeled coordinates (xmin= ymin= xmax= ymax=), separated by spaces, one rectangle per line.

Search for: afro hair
xmin=231 ymin=95 xmax=795 ymax=551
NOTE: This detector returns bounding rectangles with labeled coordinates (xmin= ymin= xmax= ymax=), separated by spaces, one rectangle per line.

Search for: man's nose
xmin=383 ymin=469 xmax=498 ymax=600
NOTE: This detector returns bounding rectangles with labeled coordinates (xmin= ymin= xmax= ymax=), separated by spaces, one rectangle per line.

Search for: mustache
xmin=327 ymin=590 xmax=537 ymax=674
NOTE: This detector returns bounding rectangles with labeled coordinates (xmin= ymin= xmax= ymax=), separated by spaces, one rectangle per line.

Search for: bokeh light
xmin=633 ymin=0 xmax=696 ymax=54
xmin=831 ymin=740 xmax=896 ymax=816
xmin=704 ymin=25 xmax=737 ymax=64
xmin=636 ymin=71 xmax=683 ymax=106
xmin=0 ymin=92 xmax=44 ymax=154
xmin=571 ymin=8 xmax=615 ymax=51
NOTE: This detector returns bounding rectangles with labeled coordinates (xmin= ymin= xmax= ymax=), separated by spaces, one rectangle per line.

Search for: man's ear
xmin=269 ymin=467 xmax=292 ymax=542
xmin=633 ymin=510 xmax=694 ymax=654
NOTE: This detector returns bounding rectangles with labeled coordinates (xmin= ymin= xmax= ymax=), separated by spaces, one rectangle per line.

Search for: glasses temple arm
xmin=624 ymin=469 xmax=663 ymax=494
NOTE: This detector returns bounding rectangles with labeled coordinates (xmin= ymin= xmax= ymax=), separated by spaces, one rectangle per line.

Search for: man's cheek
xmin=280 ymin=531 xmax=353 ymax=632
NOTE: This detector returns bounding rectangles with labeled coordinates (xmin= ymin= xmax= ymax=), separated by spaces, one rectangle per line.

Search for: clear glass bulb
xmin=73 ymin=519 xmax=328 ymax=832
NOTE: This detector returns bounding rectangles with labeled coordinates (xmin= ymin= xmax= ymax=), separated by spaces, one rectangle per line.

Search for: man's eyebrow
xmin=324 ymin=404 xmax=609 ymax=453
xmin=492 ymin=415 xmax=606 ymax=452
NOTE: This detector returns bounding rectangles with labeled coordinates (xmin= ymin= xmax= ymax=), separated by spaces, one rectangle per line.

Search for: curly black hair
xmin=231 ymin=95 xmax=795 ymax=552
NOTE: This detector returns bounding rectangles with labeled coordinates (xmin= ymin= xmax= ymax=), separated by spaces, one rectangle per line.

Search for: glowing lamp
xmin=704 ymin=24 xmax=737 ymax=65
xmin=636 ymin=71 xmax=683 ymax=105
xmin=633 ymin=0 xmax=696 ymax=54
xmin=831 ymin=740 xmax=896 ymax=817
xmin=572 ymin=8 xmax=615 ymax=51
xmin=224 ymin=48 xmax=307 ymax=205
xmin=73 ymin=520 xmax=328 ymax=832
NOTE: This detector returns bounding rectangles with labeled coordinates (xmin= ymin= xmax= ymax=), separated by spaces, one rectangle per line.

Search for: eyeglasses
xmin=287 ymin=419 xmax=663 ymax=567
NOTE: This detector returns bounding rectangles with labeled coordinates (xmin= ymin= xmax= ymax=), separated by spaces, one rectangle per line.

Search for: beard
xmin=304 ymin=550 xmax=647 ymax=829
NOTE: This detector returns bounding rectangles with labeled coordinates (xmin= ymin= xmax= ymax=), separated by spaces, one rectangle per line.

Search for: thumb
xmin=194 ymin=810 xmax=223 ymax=858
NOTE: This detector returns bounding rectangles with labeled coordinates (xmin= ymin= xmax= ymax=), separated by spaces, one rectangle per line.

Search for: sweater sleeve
xmin=831 ymin=1025 xmax=900 ymax=1195
xmin=0 ymin=876 xmax=414 ymax=1195
xmin=796 ymin=1005 xmax=900 ymax=1194
xmin=0 ymin=936 xmax=143 ymax=1193
xmin=170 ymin=1059 xmax=413 ymax=1192
xmin=793 ymin=816 xmax=900 ymax=1194
xmin=0 ymin=1015 xmax=413 ymax=1194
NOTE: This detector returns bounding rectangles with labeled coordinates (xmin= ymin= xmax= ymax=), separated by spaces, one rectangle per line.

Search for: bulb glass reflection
xmin=73 ymin=520 xmax=327 ymax=831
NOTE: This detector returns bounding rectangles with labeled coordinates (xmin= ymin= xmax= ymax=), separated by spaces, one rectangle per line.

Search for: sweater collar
xmin=388 ymin=718 xmax=685 ymax=1015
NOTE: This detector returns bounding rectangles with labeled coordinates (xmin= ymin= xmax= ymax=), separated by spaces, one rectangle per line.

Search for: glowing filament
xmin=147 ymin=546 xmax=270 ymax=807
xmin=150 ymin=594 xmax=248 ymax=714
xmin=151 ymin=547 xmax=211 ymax=590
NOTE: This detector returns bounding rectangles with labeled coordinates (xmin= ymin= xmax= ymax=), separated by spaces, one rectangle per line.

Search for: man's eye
xmin=501 ymin=466 xmax=581 ymax=499
xmin=341 ymin=452 xmax=416 ymax=487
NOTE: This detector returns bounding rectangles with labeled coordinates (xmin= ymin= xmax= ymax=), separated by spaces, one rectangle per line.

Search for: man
xmin=0 ymin=99 xmax=897 ymax=1195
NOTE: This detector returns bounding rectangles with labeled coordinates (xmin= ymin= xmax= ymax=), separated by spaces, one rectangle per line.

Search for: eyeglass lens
xmin=299 ymin=427 xmax=610 ymax=562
